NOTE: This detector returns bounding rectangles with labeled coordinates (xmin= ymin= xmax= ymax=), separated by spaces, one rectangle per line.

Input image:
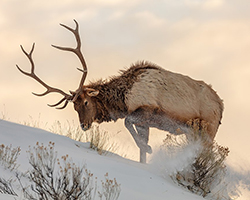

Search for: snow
xmin=0 ymin=120 xmax=249 ymax=199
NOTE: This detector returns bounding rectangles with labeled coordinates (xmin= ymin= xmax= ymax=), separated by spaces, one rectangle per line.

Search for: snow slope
xmin=0 ymin=120 xmax=249 ymax=199
xmin=0 ymin=120 xmax=206 ymax=200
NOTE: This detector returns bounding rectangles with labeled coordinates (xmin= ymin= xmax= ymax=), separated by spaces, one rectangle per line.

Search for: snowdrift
xmin=0 ymin=120 xmax=249 ymax=199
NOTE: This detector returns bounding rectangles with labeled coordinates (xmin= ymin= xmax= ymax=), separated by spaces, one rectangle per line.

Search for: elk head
xmin=71 ymin=88 xmax=99 ymax=130
xmin=16 ymin=20 xmax=98 ymax=131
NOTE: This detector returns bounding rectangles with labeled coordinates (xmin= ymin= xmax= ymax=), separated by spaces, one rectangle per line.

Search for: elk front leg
xmin=135 ymin=125 xmax=150 ymax=163
xmin=124 ymin=116 xmax=152 ymax=163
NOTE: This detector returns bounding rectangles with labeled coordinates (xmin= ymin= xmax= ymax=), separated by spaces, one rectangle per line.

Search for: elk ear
xmin=85 ymin=88 xmax=99 ymax=97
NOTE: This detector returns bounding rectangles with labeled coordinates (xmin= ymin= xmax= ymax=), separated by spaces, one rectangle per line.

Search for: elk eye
xmin=84 ymin=100 xmax=88 ymax=106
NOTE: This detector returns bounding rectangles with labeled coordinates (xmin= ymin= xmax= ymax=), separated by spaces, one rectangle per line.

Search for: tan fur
xmin=125 ymin=66 xmax=223 ymax=139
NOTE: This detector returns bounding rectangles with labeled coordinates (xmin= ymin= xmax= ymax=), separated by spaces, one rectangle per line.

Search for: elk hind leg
xmin=135 ymin=125 xmax=150 ymax=163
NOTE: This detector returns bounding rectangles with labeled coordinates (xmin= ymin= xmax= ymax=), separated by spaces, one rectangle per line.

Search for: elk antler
xmin=16 ymin=20 xmax=88 ymax=109
xmin=16 ymin=43 xmax=73 ymax=109
xmin=52 ymin=19 xmax=87 ymax=102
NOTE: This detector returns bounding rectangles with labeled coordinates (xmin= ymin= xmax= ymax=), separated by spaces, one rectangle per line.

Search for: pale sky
xmin=1 ymin=0 xmax=250 ymax=165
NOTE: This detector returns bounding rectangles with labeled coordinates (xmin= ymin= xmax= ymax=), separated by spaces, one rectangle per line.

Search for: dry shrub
xmin=163 ymin=119 xmax=233 ymax=199
xmin=17 ymin=142 xmax=121 ymax=200
xmin=0 ymin=144 xmax=21 ymax=171
xmin=0 ymin=177 xmax=17 ymax=196
xmin=173 ymin=142 xmax=229 ymax=198
xmin=20 ymin=142 xmax=96 ymax=200
xmin=0 ymin=144 xmax=20 ymax=196
xmin=98 ymin=173 xmax=121 ymax=200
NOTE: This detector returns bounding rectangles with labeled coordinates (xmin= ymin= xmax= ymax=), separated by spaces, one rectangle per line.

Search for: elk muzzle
xmin=80 ymin=123 xmax=91 ymax=131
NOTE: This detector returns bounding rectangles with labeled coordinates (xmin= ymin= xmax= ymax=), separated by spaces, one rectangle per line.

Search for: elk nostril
xmin=80 ymin=123 xmax=90 ymax=131
xmin=80 ymin=123 xmax=85 ymax=130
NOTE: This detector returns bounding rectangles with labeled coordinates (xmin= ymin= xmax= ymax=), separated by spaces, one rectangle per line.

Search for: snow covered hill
xmin=0 ymin=120 xmax=249 ymax=199
xmin=0 ymin=120 xmax=205 ymax=200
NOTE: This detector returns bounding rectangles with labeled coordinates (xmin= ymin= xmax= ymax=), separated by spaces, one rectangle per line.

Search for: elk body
xmin=17 ymin=20 xmax=223 ymax=163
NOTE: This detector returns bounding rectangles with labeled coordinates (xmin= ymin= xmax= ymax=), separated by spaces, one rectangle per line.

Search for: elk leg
xmin=124 ymin=117 xmax=152 ymax=153
xmin=135 ymin=125 xmax=150 ymax=163
xmin=124 ymin=116 xmax=152 ymax=163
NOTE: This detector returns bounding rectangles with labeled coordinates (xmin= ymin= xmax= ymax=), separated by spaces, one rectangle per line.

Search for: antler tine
xmin=20 ymin=43 xmax=35 ymax=73
xmin=52 ymin=20 xmax=87 ymax=100
xmin=16 ymin=43 xmax=35 ymax=76
xmin=48 ymin=97 xmax=69 ymax=109
xmin=16 ymin=43 xmax=72 ymax=109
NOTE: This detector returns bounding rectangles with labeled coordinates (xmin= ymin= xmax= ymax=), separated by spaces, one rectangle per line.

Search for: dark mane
xmin=86 ymin=61 xmax=161 ymax=121
xmin=119 ymin=61 xmax=161 ymax=75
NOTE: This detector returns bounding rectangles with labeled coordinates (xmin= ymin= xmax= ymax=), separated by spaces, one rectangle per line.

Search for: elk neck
xmin=86 ymin=79 xmax=129 ymax=123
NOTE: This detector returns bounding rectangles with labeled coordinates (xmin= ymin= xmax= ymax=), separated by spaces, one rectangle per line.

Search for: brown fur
xmin=75 ymin=61 xmax=223 ymax=140
xmin=84 ymin=62 xmax=160 ymax=121
xmin=73 ymin=61 xmax=223 ymax=163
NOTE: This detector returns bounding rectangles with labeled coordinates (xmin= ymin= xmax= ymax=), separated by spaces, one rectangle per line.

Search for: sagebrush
xmin=162 ymin=119 xmax=234 ymax=199
xmin=0 ymin=142 xmax=121 ymax=199
xmin=0 ymin=144 xmax=20 ymax=196
xmin=20 ymin=141 xmax=95 ymax=200
xmin=0 ymin=144 xmax=20 ymax=171
xmin=0 ymin=177 xmax=17 ymax=196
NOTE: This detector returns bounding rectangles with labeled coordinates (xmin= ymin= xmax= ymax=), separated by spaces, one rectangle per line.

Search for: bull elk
xmin=16 ymin=20 xmax=223 ymax=163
